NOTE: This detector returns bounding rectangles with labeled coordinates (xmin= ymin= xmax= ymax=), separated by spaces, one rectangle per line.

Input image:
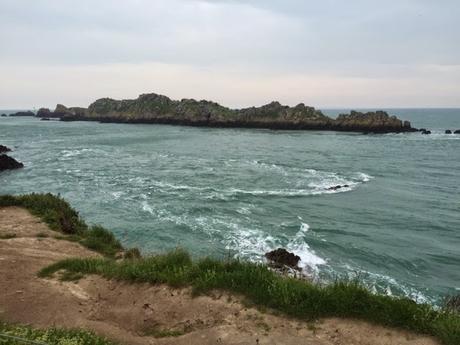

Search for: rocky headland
xmin=36 ymin=93 xmax=416 ymax=133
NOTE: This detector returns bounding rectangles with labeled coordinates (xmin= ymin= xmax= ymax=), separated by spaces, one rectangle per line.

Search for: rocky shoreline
xmin=36 ymin=93 xmax=417 ymax=133
xmin=0 ymin=145 xmax=24 ymax=172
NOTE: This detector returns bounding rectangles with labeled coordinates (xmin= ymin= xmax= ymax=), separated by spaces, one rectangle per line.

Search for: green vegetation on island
xmin=36 ymin=93 xmax=415 ymax=133
xmin=1 ymin=193 xmax=459 ymax=345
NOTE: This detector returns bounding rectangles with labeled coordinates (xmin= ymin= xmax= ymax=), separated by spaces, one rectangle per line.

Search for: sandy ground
xmin=0 ymin=206 xmax=440 ymax=345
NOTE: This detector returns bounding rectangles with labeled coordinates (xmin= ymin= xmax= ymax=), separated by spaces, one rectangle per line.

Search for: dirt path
xmin=0 ymin=207 xmax=439 ymax=345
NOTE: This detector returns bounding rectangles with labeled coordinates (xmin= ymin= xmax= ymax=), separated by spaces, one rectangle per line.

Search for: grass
xmin=39 ymin=249 xmax=460 ymax=345
xmin=0 ymin=233 xmax=17 ymax=239
xmin=0 ymin=194 xmax=123 ymax=257
xmin=0 ymin=321 xmax=115 ymax=345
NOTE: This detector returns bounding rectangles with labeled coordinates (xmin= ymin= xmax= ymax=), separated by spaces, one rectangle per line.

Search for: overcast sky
xmin=0 ymin=0 xmax=459 ymax=109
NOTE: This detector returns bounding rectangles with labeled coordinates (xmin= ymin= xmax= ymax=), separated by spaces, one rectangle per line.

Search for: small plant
xmin=80 ymin=225 xmax=123 ymax=257
xmin=124 ymin=247 xmax=142 ymax=259
xmin=143 ymin=326 xmax=184 ymax=338
xmin=444 ymin=295 xmax=460 ymax=313
xmin=0 ymin=233 xmax=16 ymax=239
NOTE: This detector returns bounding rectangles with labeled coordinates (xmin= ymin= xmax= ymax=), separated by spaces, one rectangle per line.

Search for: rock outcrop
xmin=0 ymin=145 xmax=11 ymax=153
xmin=39 ymin=93 xmax=416 ymax=133
xmin=327 ymin=184 xmax=350 ymax=191
xmin=1 ymin=114 xmax=7 ymax=117
xmin=8 ymin=111 xmax=35 ymax=117
xmin=0 ymin=154 xmax=24 ymax=171
xmin=445 ymin=130 xmax=452 ymax=134
xmin=454 ymin=130 xmax=460 ymax=134
xmin=265 ymin=248 xmax=301 ymax=270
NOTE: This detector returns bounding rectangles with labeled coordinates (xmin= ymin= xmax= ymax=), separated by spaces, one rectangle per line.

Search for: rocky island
xmin=37 ymin=93 xmax=415 ymax=133
xmin=8 ymin=111 xmax=35 ymax=117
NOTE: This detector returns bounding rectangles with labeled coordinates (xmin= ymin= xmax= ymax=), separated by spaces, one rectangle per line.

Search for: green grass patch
xmin=39 ymin=249 xmax=460 ymax=345
xmin=0 ymin=194 xmax=123 ymax=257
xmin=0 ymin=233 xmax=16 ymax=239
xmin=36 ymin=232 xmax=49 ymax=238
xmin=0 ymin=321 xmax=115 ymax=345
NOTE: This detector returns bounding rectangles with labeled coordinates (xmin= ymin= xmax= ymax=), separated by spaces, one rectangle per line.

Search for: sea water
xmin=1 ymin=108 xmax=459 ymax=305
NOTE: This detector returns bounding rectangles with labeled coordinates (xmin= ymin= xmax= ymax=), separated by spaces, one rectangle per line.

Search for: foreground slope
xmin=0 ymin=206 xmax=443 ymax=345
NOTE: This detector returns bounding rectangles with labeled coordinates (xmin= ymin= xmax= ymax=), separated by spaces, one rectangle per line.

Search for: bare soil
xmin=0 ymin=206 xmax=439 ymax=345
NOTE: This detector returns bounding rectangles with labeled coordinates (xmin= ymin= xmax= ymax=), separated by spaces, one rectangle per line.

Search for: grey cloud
xmin=0 ymin=0 xmax=458 ymax=68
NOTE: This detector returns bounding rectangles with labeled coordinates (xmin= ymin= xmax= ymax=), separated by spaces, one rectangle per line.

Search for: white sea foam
xmin=141 ymin=201 xmax=155 ymax=215
xmin=61 ymin=148 xmax=96 ymax=158
xmin=356 ymin=172 xmax=373 ymax=182
xmin=111 ymin=191 xmax=124 ymax=199
xmin=285 ymin=223 xmax=326 ymax=272
xmin=341 ymin=264 xmax=434 ymax=304
xmin=222 ymin=220 xmax=326 ymax=274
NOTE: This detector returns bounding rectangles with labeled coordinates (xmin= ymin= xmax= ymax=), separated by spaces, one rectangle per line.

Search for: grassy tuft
xmin=0 ymin=193 xmax=124 ymax=258
xmin=39 ymin=251 xmax=460 ymax=345
xmin=0 ymin=321 xmax=115 ymax=345
xmin=0 ymin=233 xmax=17 ymax=239
xmin=80 ymin=225 xmax=123 ymax=257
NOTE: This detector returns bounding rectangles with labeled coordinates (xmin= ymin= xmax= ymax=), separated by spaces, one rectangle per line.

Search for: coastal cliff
xmin=38 ymin=93 xmax=415 ymax=133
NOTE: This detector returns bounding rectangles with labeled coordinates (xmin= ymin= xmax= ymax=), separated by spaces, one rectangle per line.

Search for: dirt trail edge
xmin=0 ymin=206 xmax=439 ymax=345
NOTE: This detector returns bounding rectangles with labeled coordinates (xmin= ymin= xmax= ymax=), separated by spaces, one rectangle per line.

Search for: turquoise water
xmin=1 ymin=109 xmax=459 ymax=305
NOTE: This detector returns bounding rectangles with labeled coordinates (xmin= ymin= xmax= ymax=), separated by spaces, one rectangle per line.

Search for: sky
xmin=0 ymin=0 xmax=459 ymax=109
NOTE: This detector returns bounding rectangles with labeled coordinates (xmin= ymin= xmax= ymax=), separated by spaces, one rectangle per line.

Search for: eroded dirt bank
xmin=0 ymin=207 xmax=439 ymax=345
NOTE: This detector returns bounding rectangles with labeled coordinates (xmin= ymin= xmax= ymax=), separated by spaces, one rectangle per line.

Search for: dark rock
xmin=265 ymin=248 xmax=300 ymax=269
xmin=327 ymin=184 xmax=350 ymax=191
xmin=328 ymin=185 xmax=342 ymax=191
xmin=40 ymin=118 xmax=51 ymax=121
xmin=8 ymin=111 xmax=35 ymax=117
xmin=37 ymin=105 xmax=88 ymax=119
xmin=419 ymin=128 xmax=427 ymax=132
xmin=0 ymin=145 xmax=11 ymax=153
xmin=1 ymin=114 xmax=7 ymax=117
xmin=0 ymin=154 xmax=24 ymax=171
xmin=445 ymin=130 xmax=452 ymax=134
xmin=454 ymin=130 xmax=460 ymax=134
xmin=36 ymin=108 xmax=53 ymax=118
xmin=421 ymin=130 xmax=431 ymax=135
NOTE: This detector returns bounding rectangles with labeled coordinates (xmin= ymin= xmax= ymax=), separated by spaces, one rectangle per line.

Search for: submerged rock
xmin=454 ymin=130 xmax=460 ymax=134
xmin=0 ymin=145 xmax=11 ymax=153
xmin=421 ymin=130 xmax=431 ymax=135
xmin=1 ymin=114 xmax=7 ymax=117
xmin=0 ymin=154 xmax=24 ymax=171
xmin=445 ymin=130 xmax=452 ymax=134
xmin=265 ymin=248 xmax=301 ymax=270
xmin=327 ymin=184 xmax=350 ymax=191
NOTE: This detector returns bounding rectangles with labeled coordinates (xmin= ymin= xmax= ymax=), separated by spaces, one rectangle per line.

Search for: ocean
xmin=1 ymin=108 xmax=459 ymax=305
